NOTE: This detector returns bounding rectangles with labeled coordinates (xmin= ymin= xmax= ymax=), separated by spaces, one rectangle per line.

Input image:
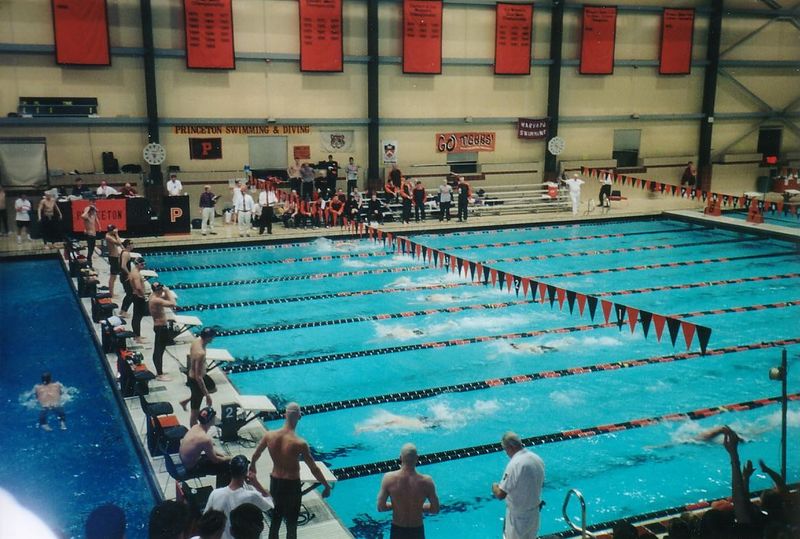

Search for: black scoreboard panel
xmin=18 ymin=97 xmax=98 ymax=117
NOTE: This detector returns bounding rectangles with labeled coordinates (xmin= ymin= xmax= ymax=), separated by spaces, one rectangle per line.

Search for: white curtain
xmin=0 ymin=139 xmax=48 ymax=187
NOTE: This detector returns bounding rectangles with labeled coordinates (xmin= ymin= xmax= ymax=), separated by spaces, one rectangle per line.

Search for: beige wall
xmin=0 ymin=0 xmax=797 ymax=196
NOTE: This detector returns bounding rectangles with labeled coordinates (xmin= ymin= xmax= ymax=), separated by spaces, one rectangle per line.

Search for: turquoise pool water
xmin=0 ymin=259 xmax=157 ymax=539
xmin=146 ymin=218 xmax=800 ymax=537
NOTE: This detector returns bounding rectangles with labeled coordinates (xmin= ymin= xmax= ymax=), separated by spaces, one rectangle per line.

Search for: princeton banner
xmin=189 ymin=138 xmax=223 ymax=159
xmin=403 ymin=0 xmax=443 ymax=74
xmin=436 ymin=132 xmax=496 ymax=153
xmin=184 ymin=0 xmax=235 ymax=69
xmin=299 ymin=0 xmax=343 ymax=72
xmin=52 ymin=0 xmax=111 ymax=66
xmin=580 ymin=6 xmax=617 ymax=75
xmin=659 ymin=8 xmax=695 ymax=75
xmin=320 ymin=130 xmax=354 ymax=153
xmin=494 ymin=3 xmax=533 ymax=75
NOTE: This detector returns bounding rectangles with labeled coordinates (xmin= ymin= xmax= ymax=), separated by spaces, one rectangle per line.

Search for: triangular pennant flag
xmin=576 ymin=293 xmax=587 ymax=316
xmin=483 ymin=265 xmax=491 ymax=285
xmin=652 ymin=314 xmax=666 ymax=342
xmin=681 ymin=321 xmax=696 ymax=350
xmin=601 ymin=300 xmax=613 ymax=324
xmin=377 ymin=229 xmax=383 ymax=242
xmin=626 ymin=306 xmax=639 ymax=333
xmin=490 ymin=268 xmax=498 ymax=287
xmin=639 ymin=310 xmax=652 ymax=338
xmin=538 ymin=282 xmax=547 ymax=304
xmin=456 ymin=257 xmax=464 ymax=277
xmin=546 ymin=284 xmax=557 ymax=307
xmin=566 ymin=290 xmax=577 ymax=313
xmin=666 ymin=317 xmax=681 ymax=347
xmin=506 ymin=273 xmax=515 ymax=293
xmin=777 ymin=201 xmax=784 ymax=213
xmin=587 ymin=295 xmax=598 ymax=320
xmin=496 ymin=270 xmax=506 ymax=290
xmin=474 ymin=262 xmax=483 ymax=282
xmin=449 ymin=254 xmax=457 ymax=274
xmin=614 ymin=303 xmax=626 ymax=330
xmin=556 ymin=288 xmax=566 ymax=310
xmin=432 ymin=250 xmax=439 ymax=267
xmin=696 ymin=325 xmax=712 ymax=355
xmin=423 ymin=247 xmax=430 ymax=263
xmin=469 ymin=261 xmax=476 ymax=281
xmin=659 ymin=183 xmax=666 ymax=194
xmin=521 ymin=277 xmax=530 ymax=299
xmin=416 ymin=243 xmax=422 ymax=259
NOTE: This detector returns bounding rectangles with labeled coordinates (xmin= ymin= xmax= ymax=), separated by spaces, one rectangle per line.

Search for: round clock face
xmin=143 ymin=142 xmax=166 ymax=165
xmin=547 ymin=136 xmax=565 ymax=156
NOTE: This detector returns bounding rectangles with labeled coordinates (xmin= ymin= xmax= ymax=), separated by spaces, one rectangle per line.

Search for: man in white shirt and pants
xmin=492 ymin=431 xmax=545 ymax=539
xmin=563 ymin=174 xmax=585 ymax=216
xmin=236 ymin=186 xmax=254 ymax=237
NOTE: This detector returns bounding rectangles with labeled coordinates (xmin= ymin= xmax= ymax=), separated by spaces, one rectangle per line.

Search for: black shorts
xmin=109 ymin=256 xmax=121 ymax=275
xmin=391 ymin=524 xmax=425 ymax=539
xmin=187 ymin=377 xmax=204 ymax=410
xmin=270 ymin=476 xmax=302 ymax=521
xmin=16 ymin=220 xmax=29 ymax=229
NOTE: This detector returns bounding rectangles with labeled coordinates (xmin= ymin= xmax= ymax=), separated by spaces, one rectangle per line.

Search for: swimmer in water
xmin=646 ymin=423 xmax=772 ymax=451
xmin=509 ymin=342 xmax=556 ymax=354
xmin=356 ymin=414 xmax=438 ymax=434
xmin=34 ymin=372 xmax=66 ymax=431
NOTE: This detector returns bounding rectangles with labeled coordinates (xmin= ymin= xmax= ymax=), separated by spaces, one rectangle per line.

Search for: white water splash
xmin=355 ymin=400 xmax=500 ymax=434
xmin=549 ymin=389 xmax=587 ymax=407
xmin=19 ymin=386 xmax=79 ymax=410
xmin=342 ymin=255 xmax=410 ymax=269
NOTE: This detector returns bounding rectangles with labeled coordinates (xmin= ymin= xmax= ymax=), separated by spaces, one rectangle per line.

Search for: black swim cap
xmin=229 ymin=455 xmax=250 ymax=477
xmin=200 ymin=327 xmax=217 ymax=339
xmin=198 ymin=407 xmax=216 ymax=425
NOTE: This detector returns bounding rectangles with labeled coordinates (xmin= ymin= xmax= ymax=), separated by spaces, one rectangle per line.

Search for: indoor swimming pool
xmin=146 ymin=217 xmax=800 ymax=538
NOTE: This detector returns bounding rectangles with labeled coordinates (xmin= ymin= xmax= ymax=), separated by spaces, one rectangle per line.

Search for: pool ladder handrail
xmin=562 ymin=488 xmax=597 ymax=538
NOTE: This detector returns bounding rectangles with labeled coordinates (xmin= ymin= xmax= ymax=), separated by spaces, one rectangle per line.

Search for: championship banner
xmin=659 ymin=8 xmax=695 ymax=75
xmin=320 ymin=130 xmax=354 ymax=153
xmin=436 ymin=132 xmax=496 ymax=153
xmin=580 ymin=6 xmax=617 ymax=75
xmin=70 ymin=199 xmax=126 ymax=232
xmin=403 ymin=0 xmax=443 ymax=74
xmin=52 ymin=0 xmax=111 ymax=66
xmin=183 ymin=0 xmax=235 ymax=69
xmin=517 ymin=118 xmax=548 ymax=140
xmin=299 ymin=0 xmax=343 ymax=72
xmin=494 ymin=3 xmax=533 ymax=75
xmin=189 ymin=138 xmax=223 ymax=159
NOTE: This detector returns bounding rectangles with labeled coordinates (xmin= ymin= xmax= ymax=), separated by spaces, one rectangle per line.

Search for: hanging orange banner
xmin=435 ymin=132 xmax=496 ymax=153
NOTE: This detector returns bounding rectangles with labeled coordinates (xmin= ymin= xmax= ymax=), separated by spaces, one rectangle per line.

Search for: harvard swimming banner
xmin=580 ymin=6 xmax=617 ymax=75
xmin=52 ymin=0 xmax=111 ymax=66
xmin=659 ymin=8 xmax=695 ymax=75
xmin=494 ymin=3 xmax=533 ymax=75
xmin=299 ymin=0 xmax=343 ymax=72
xmin=183 ymin=0 xmax=235 ymax=69
xmin=403 ymin=0 xmax=443 ymax=74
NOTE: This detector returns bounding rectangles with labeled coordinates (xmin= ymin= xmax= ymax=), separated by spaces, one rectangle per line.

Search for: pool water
xmin=0 ymin=259 xmax=157 ymax=539
xmin=146 ymin=218 xmax=800 ymax=538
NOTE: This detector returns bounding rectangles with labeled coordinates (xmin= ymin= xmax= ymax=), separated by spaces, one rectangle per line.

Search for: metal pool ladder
xmin=562 ymin=488 xmax=597 ymax=538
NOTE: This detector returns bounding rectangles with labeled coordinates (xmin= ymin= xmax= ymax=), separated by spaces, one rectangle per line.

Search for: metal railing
xmin=562 ymin=488 xmax=597 ymax=538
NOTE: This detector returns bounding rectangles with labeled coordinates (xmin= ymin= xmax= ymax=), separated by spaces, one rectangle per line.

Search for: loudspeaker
xmin=102 ymin=151 xmax=120 ymax=174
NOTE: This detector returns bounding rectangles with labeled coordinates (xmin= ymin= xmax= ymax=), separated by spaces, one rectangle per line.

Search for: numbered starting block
xmin=220 ymin=395 xmax=277 ymax=443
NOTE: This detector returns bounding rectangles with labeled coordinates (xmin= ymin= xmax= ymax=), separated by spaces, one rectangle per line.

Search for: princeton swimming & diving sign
xmin=173 ymin=125 xmax=312 ymax=135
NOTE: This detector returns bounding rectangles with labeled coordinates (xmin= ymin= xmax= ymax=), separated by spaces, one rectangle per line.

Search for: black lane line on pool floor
xmin=330 ymin=393 xmax=800 ymax=481
xmin=224 ymin=299 xmax=800 ymax=372
xmin=155 ymin=235 xmax=747 ymax=275
xmin=439 ymin=226 xmax=712 ymax=252
xmin=174 ymin=282 xmax=481 ymax=312
xmin=150 ymin=249 xmax=393 ymax=273
xmin=259 ymin=337 xmax=800 ymax=420
xmin=166 ymin=250 xmax=788 ymax=292
xmin=176 ymin=271 xmax=800 ymax=313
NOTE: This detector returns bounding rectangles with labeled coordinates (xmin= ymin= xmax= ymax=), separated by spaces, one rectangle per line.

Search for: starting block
xmin=220 ymin=395 xmax=277 ymax=442
xmin=141 ymin=269 xmax=159 ymax=279
xmin=205 ymin=348 xmax=236 ymax=371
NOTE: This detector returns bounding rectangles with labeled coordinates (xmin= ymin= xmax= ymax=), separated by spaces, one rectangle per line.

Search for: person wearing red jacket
xmin=399 ymin=177 xmax=413 ymax=224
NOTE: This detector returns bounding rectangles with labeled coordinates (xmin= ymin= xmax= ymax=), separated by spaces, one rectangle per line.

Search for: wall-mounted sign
xmin=294 ymin=145 xmax=311 ymax=160
xmin=172 ymin=125 xmax=311 ymax=135
xmin=52 ymin=0 xmax=111 ymax=66
xmin=580 ymin=6 xmax=617 ymax=75
xmin=189 ymin=138 xmax=223 ymax=159
xmin=383 ymin=140 xmax=398 ymax=164
xmin=183 ymin=0 xmax=235 ymax=69
xmin=403 ymin=0 xmax=443 ymax=74
xmin=495 ymin=3 xmax=533 ymax=75
xmin=299 ymin=0 xmax=343 ymax=72
xmin=436 ymin=132 xmax=496 ymax=153
xmin=659 ymin=8 xmax=695 ymax=75
xmin=517 ymin=118 xmax=549 ymax=140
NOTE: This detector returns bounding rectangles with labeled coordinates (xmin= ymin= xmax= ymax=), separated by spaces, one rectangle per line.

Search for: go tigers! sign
xmin=435 ymin=132 xmax=496 ymax=153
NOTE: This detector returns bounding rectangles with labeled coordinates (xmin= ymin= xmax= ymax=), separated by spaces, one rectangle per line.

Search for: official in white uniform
xmin=563 ymin=174 xmax=585 ymax=215
xmin=166 ymin=175 xmax=183 ymax=196
xmin=236 ymin=187 xmax=255 ymax=237
xmin=492 ymin=431 xmax=545 ymax=539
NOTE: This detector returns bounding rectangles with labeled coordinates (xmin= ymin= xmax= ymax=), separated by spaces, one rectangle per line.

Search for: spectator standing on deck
xmin=300 ymin=163 xmax=316 ymax=201
xmin=166 ymin=174 xmax=183 ymax=197
xmin=562 ymin=174 xmax=585 ymax=216
xmin=258 ymin=183 xmax=277 ymax=235
xmin=37 ymin=191 xmax=62 ymax=248
xmin=413 ymin=181 xmax=427 ymax=222
xmin=346 ymin=157 xmax=359 ymax=194
xmin=325 ymin=154 xmax=339 ymax=194
xmin=81 ymin=200 xmax=101 ymax=266
xmin=457 ymin=176 xmax=471 ymax=222
xmin=492 ymin=431 xmax=545 ymax=539
xmin=199 ymin=185 xmax=219 ymax=236
xmin=438 ymin=180 xmax=452 ymax=221
xmin=400 ymin=177 xmax=413 ymax=224
xmin=377 ymin=443 xmax=440 ymax=539
xmin=236 ymin=186 xmax=255 ymax=237
xmin=14 ymin=193 xmax=32 ymax=244
xmin=287 ymin=158 xmax=302 ymax=195
xmin=105 ymin=225 xmax=123 ymax=295
xmin=598 ymin=172 xmax=613 ymax=210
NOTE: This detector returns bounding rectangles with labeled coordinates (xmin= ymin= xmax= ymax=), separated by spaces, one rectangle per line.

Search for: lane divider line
xmin=151 ymin=249 xmax=393 ymax=273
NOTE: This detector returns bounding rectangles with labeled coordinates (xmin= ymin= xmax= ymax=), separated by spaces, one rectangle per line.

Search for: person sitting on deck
xmin=179 ymin=407 xmax=232 ymax=488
